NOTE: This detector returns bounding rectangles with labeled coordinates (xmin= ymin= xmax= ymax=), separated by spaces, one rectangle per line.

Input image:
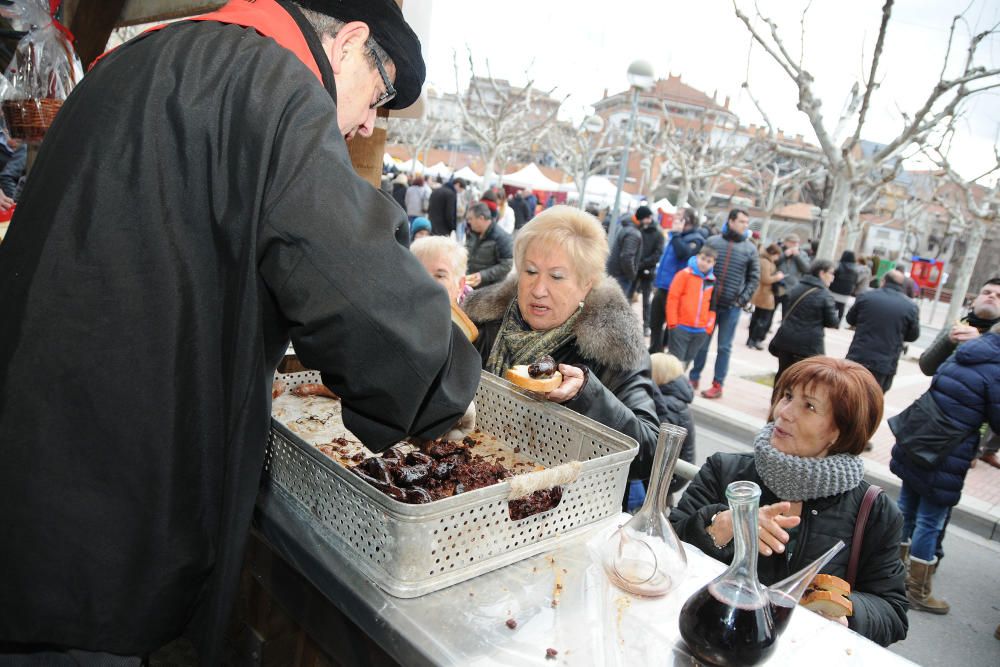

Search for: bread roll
xmin=505 ymin=365 xmax=562 ymax=393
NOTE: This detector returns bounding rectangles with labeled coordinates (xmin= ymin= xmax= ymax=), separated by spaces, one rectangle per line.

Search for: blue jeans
xmin=689 ymin=305 xmax=740 ymax=385
xmin=897 ymin=481 xmax=950 ymax=561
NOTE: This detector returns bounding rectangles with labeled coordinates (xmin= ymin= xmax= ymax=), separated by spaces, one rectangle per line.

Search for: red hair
xmin=769 ymin=357 xmax=883 ymax=455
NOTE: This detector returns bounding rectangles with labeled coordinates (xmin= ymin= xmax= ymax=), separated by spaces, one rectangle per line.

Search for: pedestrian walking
xmin=746 ymin=244 xmax=784 ymax=350
xmin=648 ymin=209 xmax=705 ymax=353
xmin=845 ymin=271 xmax=920 ymax=393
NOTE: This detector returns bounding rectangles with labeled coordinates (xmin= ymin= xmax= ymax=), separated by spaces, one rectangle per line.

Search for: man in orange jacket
xmin=667 ymin=246 xmax=718 ymax=369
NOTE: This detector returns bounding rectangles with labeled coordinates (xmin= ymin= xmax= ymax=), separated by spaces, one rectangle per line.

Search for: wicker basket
xmin=2 ymin=98 xmax=63 ymax=141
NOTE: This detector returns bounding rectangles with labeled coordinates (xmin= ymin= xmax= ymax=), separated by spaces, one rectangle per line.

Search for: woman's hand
xmin=815 ymin=611 xmax=850 ymax=627
xmin=465 ymin=272 xmax=482 ymax=288
xmin=546 ymin=364 xmax=584 ymax=403
xmin=757 ymin=502 xmax=801 ymax=556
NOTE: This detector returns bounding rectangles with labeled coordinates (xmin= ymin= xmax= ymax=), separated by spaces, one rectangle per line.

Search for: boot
xmin=907 ymin=556 xmax=950 ymax=614
xmin=899 ymin=540 xmax=910 ymax=570
xmin=701 ymin=381 xmax=723 ymax=399
xmin=689 ymin=378 xmax=699 ymax=391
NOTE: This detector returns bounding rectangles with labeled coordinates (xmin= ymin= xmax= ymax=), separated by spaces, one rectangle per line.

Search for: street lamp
xmin=608 ymin=60 xmax=655 ymax=241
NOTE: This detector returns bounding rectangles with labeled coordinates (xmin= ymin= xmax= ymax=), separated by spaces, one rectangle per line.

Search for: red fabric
xmin=90 ymin=0 xmax=321 ymax=82
xmin=666 ymin=267 xmax=716 ymax=333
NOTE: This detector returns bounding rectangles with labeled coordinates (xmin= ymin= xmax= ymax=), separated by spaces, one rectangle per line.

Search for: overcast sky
xmin=413 ymin=0 xmax=999 ymax=183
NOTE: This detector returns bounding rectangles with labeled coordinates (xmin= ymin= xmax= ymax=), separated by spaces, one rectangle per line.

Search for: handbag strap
xmin=847 ymin=484 xmax=883 ymax=588
xmin=783 ymin=287 xmax=819 ymax=320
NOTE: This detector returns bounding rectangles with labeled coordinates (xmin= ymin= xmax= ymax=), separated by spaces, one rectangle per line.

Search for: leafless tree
xmin=734 ymin=0 xmax=1000 ymax=260
xmin=386 ymin=116 xmax=443 ymax=177
xmin=646 ymin=114 xmax=755 ymax=222
xmin=927 ymin=153 xmax=999 ymax=324
xmin=545 ymin=117 xmax=620 ymax=209
xmin=732 ymin=140 xmax=826 ymax=243
xmin=453 ymin=50 xmax=565 ymax=185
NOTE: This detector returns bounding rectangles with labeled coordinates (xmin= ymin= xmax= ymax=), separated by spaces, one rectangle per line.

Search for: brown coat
xmin=750 ymin=252 xmax=781 ymax=310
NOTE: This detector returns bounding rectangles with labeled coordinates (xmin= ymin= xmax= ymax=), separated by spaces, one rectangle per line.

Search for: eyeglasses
xmin=369 ymin=48 xmax=396 ymax=109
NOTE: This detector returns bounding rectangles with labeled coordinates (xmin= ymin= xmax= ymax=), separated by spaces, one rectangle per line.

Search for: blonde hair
xmin=410 ymin=236 xmax=468 ymax=281
xmin=513 ymin=205 xmax=608 ymax=286
xmin=650 ymin=352 xmax=684 ymax=385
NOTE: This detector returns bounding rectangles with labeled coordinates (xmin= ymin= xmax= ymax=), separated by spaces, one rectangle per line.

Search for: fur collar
xmin=463 ymin=275 xmax=646 ymax=372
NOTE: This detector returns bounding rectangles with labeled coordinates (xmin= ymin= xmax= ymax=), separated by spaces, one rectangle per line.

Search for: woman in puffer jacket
xmin=889 ymin=323 xmax=1000 ymax=615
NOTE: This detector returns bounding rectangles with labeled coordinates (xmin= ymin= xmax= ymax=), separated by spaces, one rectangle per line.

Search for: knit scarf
xmin=965 ymin=310 xmax=999 ymax=333
xmin=486 ymin=297 xmax=582 ymax=376
xmin=753 ymin=423 xmax=865 ymax=501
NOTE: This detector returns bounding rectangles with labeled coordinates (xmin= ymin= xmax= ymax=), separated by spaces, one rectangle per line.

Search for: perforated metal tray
xmin=263 ymin=370 xmax=638 ymax=598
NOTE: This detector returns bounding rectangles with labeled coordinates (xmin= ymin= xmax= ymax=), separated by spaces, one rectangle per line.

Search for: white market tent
xmin=501 ymin=163 xmax=565 ymax=192
xmin=651 ymin=198 xmax=676 ymax=214
xmin=382 ymin=152 xmax=396 ymax=167
xmin=398 ymin=158 xmax=425 ymax=174
xmin=454 ymin=165 xmax=483 ymax=184
xmin=424 ymin=162 xmax=453 ymax=179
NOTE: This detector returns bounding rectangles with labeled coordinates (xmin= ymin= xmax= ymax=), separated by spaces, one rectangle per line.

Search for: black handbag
xmin=888 ymin=392 xmax=971 ymax=469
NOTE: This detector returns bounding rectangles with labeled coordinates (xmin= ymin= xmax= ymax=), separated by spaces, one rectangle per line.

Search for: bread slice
xmin=801 ymin=590 xmax=853 ymax=617
xmin=450 ymin=301 xmax=479 ymax=342
xmin=811 ymin=573 xmax=851 ymax=597
xmin=505 ymin=365 xmax=562 ymax=393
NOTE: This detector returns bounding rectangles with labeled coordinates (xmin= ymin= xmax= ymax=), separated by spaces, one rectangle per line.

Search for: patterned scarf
xmin=753 ymin=423 xmax=865 ymax=501
xmin=486 ymin=296 xmax=582 ymax=377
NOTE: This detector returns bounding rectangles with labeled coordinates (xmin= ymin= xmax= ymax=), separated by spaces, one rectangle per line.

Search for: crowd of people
xmin=0 ymin=0 xmax=993 ymax=656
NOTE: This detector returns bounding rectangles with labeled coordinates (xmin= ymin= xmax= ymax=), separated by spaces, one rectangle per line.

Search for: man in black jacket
xmin=632 ymin=212 xmax=665 ymax=336
xmin=465 ymin=202 xmax=513 ymax=288
xmin=846 ymin=271 xmax=921 ymax=392
xmin=427 ymin=177 xmax=465 ymax=237
xmin=688 ymin=209 xmax=760 ymax=399
xmin=0 ymin=1 xmax=481 ymax=662
xmin=607 ymin=205 xmax=651 ymax=295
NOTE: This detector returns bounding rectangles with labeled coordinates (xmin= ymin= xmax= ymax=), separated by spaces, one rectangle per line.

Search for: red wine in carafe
xmin=678 ymin=581 xmax=778 ymax=667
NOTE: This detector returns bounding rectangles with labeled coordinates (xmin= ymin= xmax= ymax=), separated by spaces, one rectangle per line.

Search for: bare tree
xmin=545 ymin=117 xmax=620 ymax=209
xmin=734 ymin=0 xmax=1000 ymax=260
xmin=732 ymin=140 xmax=825 ymax=243
xmin=386 ymin=116 xmax=442 ymax=176
xmin=647 ymin=114 xmax=755 ymax=222
xmin=929 ymin=159 xmax=999 ymax=325
xmin=453 ymin=50 xmax=565 ymax=185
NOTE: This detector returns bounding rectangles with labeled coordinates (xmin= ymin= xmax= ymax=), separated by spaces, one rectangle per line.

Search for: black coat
xmin=652 ymin=377 xmax=696 ymax=493
xmin=637 ymin=223 xmax=666 ymax=276
xmin=768 ymin=274 xmax=839 ymax=357
xmin=704 ymin=231 xmax=760 ymax=308
xmin=427 ymin=184 xmax=457 ymax=236
xmin=465 ymin=221 xmax=514 ymax=287
xmin=846 ymin=283 xmax=920 ymax=376
xmin=463 ymin=277 xmax=660 ymax=481
xmin=0 ymin=15 xmax=480 ymax=659
xmin=391 ymin=182 xmax=407 ymax=210
xmin=671 ymin=452 xmax=908 ymax=646
xmin=607 ymin=221 xmax=642 ymax=281
xmin=829 ymin=260 xmax=859 ymax=297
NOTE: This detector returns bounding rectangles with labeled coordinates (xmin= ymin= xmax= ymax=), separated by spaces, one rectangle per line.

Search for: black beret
xmin=296 ymin=0 xmax=425 ymax=109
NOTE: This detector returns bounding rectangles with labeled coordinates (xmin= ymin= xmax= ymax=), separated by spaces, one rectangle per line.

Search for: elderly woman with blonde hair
xmin=462 ymin=205 xmax=659 ymax=485
xmin=410 ymin=235 xmax=468 ymax=304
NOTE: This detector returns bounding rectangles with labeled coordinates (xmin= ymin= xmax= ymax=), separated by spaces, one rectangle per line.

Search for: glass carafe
xmin=600 ymin=423 xmax=688 ymax=597
xmin=678 ymin=480 xmax=844 ymax=666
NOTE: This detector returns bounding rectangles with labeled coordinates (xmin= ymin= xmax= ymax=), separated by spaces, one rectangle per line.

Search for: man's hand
xmin=0 ymin=191 xmax=14 ymax=210
xmin=545 ymin=364 xmax=585 ymax=403
xmin=772 ymin=271 xmax=785 ymax=281
xmin=948 ymin=323 xmax=980 ymax=344
xmin=442 ymin=401 xmax=476 ymax=441
xmin=466 ymin=272 xmax=482 ymax=288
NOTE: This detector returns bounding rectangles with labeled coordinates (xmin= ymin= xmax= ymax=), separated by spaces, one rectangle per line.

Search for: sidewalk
xmin=641 ymin=299 xmax=1000 ymax=543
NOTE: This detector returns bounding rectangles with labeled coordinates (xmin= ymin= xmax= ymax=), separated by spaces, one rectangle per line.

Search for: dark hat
xmin=296 ymin=0 xmax=425 ymax=109
xmin=635 ymin=205 xmax=653 ymax=220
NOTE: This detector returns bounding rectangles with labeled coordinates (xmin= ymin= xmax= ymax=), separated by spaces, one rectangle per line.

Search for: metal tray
xmin=262 ymin=370 xmax=638 ymax=598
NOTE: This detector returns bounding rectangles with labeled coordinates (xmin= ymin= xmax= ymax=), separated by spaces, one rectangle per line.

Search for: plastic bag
xmin=0 ymin=0 xmax=83 ymax=141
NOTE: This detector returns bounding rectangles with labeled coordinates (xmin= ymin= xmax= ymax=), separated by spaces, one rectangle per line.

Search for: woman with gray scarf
xmin=462 ymin=206 xmax=660 ymax=492
xmin=671 ymin=357 xmax=908 ymax=646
